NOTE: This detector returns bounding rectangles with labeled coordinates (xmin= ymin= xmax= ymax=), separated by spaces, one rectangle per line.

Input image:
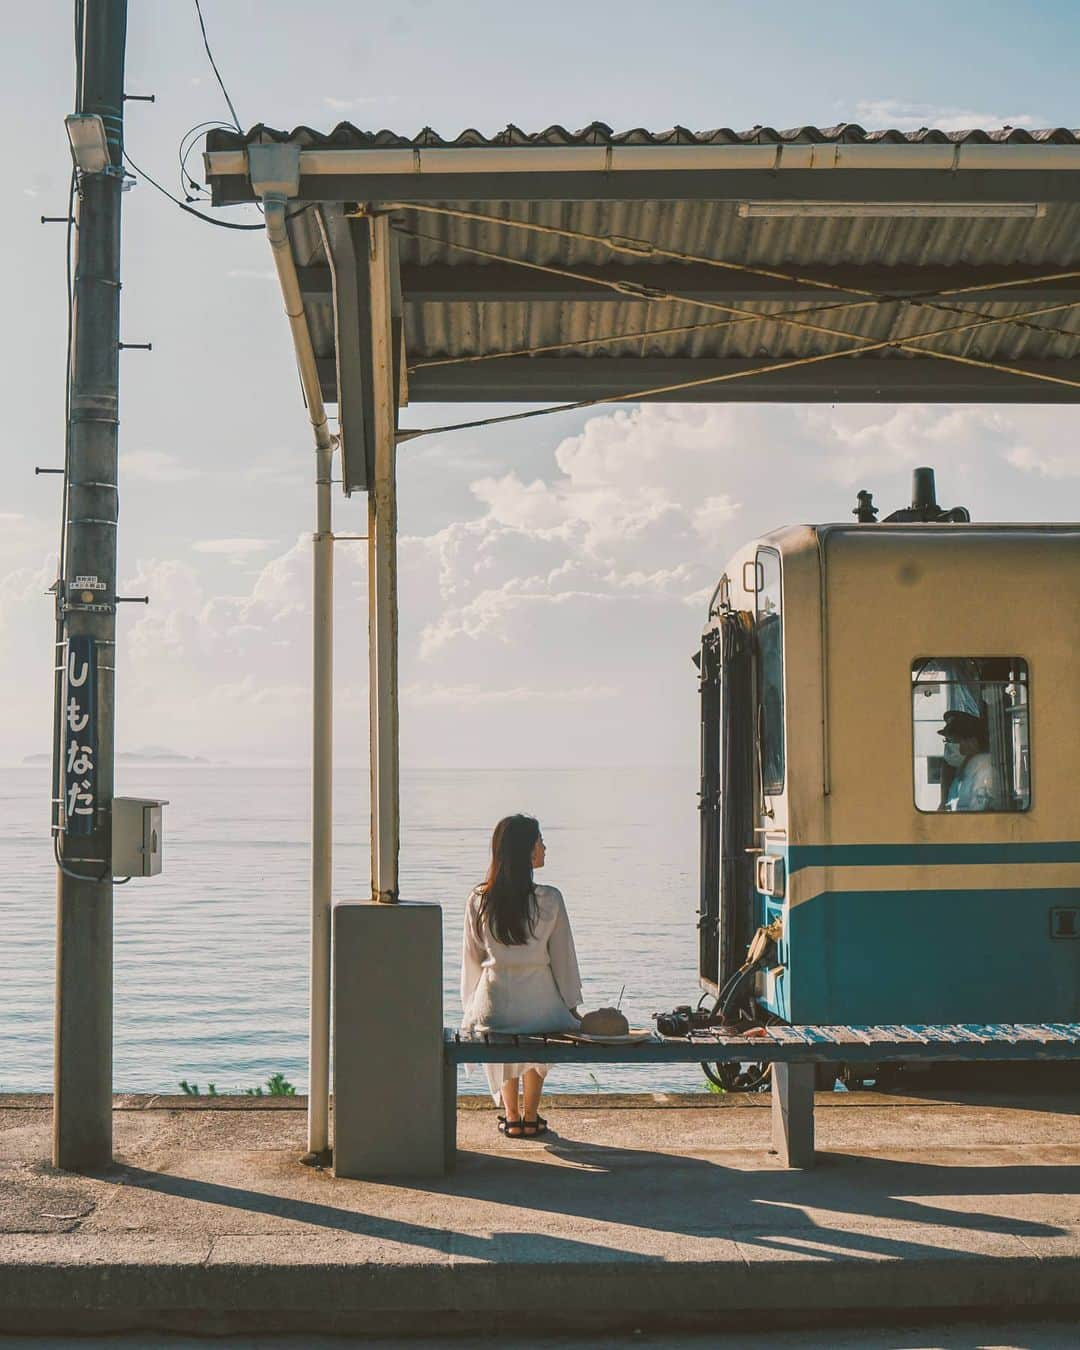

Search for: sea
xmin=0 ymin=763 xmax=710 ymax=1096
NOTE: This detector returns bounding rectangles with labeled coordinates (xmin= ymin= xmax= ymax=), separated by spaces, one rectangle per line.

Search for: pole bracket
xmin=62 ymin=602 xmax=115 ymax=615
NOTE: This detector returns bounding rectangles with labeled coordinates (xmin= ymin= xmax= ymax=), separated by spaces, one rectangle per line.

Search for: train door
xmin=753 ymin=547 xmax=788 ymax=951
xmin=697 ymin=599 xmax=755 ymax=993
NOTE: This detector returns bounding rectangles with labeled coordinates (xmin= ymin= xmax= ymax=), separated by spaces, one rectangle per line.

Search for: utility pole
xmin=53 ymin=0 xmax=128 ymax=1171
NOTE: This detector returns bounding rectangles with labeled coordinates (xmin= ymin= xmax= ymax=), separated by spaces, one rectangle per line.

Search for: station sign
xmin=63 ymin=635 xmax=97 ymax=836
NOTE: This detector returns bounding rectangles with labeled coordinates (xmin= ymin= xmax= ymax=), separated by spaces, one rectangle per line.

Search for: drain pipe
xmin=256 ymin=152 xmax=334 ymax=1163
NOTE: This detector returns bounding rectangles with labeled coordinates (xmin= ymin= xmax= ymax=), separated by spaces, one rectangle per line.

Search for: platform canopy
xmin=205 ymin=121 xmax=1080 ymax=492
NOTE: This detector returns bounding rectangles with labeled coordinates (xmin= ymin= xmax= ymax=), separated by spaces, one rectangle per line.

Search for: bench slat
xmin=1036 ymin=1023 xmax=1078 ymax=1042
xmin=443 ymin=1022 xmax=1080 ymax=1064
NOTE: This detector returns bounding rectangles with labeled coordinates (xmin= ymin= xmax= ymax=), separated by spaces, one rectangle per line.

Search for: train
xmin=695 ymin=468 xmax=1079 ymax=1053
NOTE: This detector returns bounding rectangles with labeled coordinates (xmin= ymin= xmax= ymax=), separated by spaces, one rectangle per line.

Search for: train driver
xmin=938 ymin=709 xmax=1001 ymax=812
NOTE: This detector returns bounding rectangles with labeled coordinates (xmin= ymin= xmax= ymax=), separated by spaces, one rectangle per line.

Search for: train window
xmin=911 ymin=658 xmax=1030 ymax=813
xmin=756 ymin=549 xmax=785 ymax=795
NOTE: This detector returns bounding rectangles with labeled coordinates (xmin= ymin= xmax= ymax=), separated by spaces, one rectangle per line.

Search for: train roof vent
xmin=857 ymin=467 xmax=971 ymax=523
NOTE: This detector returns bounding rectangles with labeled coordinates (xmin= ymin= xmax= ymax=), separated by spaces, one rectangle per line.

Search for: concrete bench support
xmin=771 ymin=1060 xmax=815 ymax=1168
xmin=443 ymin=1059 xmax=459 ymax=1174
xmin=333 ymin=901 xmax=445 ymax=1178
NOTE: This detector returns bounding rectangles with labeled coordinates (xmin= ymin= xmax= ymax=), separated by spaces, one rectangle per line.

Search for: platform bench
xmin=442 ymin=1022 xmax=1080 ymax=1171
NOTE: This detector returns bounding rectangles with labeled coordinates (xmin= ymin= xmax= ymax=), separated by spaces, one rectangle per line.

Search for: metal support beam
xmin=382 ymin=356 xmax=1080 ymax=405
xmin=53 ymin=0 xmax=128 ymax=1174
xmin=210 ymin=167 xmax=1080 ymax=207
xmin=308 ymin=441 xmax=333 ymax=1160
xmin=297 ymin=262 xmax=1080 ymax=307
xmin=367 ymin=214 xmax=400 ymax=903
xmin=318 ymin=207 xmax=373 ymax=494
xmin=258 ymin=175 xmax=336 ymax=1161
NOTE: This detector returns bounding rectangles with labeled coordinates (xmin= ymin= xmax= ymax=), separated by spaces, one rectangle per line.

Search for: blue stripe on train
xmin=786 ymin=841 xmax=1080 ymax=873
xmin=766 ymin=886 xmax=1080 ymax=1025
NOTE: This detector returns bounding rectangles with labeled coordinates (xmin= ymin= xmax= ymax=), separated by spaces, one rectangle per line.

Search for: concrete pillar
xmin=333 ymin=901 xmax=445 ymax=1178
xmin=771 ymin=1061 xmax=816 ymax=1168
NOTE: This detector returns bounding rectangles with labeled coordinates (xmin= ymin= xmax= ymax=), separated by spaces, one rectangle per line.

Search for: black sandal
xmin=521 ymin=1115 xmax=548 ymax=1136
xmin=498 ymin=1115 xmax=525 ymax=1138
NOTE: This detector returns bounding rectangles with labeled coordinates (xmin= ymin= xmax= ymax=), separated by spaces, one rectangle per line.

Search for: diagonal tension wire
xmin=376 ymin=202 xmax=1080 ymax=440
xmin=392 ymin=225 xmax=1080 ymax=390
xmin=387 ymin=200 xmax=1080 ymax=369
xmin=386 ymin=200 xmax=1080 ymax=311
xmin=406 ymin=290 xmax=1078 ymax=375
xmin=397 ymin=294 xmax=1080 ymax=443
xmin=385 ymin=201 xmax=862 ymax=295
xmin=397 ymin=226 xmax=1080 ymax=377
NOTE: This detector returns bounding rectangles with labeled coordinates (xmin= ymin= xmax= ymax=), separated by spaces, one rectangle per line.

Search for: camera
xmin=653 ymin=1004 xmax=716 ymax=1037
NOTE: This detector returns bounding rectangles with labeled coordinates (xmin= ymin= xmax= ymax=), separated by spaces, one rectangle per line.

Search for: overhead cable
xmin=193 ymin=0 xmax=242 ymax=132
xmin=123 ymin=150 xmax=266 ymax=229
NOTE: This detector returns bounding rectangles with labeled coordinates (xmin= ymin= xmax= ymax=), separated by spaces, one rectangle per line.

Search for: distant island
xmin=23 ymin=746 xmax=210 ymax=765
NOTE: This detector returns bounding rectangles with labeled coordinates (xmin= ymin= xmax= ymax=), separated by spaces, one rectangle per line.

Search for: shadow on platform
xmin=97 ymin=1133 xmax=1077 ymax=1266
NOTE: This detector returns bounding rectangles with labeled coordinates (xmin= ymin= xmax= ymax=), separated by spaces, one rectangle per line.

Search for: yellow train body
xmin=699 ymin=520 xmax=1080 ymax=1024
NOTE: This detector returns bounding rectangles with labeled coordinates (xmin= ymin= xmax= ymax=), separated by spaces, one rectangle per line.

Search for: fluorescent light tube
xmin=737 ymin=201 xmax=1046 ymax=219
xmin=65 ymin=114 xmax=111 ymax=174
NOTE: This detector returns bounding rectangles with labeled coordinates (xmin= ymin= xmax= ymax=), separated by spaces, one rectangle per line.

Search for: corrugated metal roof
xmin=284 ymin=197 xmax=1080 ymax=374
xmin=210 ymin=122 xmax=1080 ymax=488
xmin=207 ymin=120 xmax=1080 ymax=150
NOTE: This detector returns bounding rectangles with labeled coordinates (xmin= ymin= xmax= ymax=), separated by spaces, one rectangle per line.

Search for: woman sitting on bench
xmin=461 ymin=813 xmax=583 ymax=1138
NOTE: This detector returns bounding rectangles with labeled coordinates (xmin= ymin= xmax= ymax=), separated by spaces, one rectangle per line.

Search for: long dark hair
xmin=477 ymin=814 xmax=540 ymax=946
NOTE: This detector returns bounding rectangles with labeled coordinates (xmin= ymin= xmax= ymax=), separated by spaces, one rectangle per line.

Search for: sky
xmin=2 ymin=0 xmax=1080 ymax=768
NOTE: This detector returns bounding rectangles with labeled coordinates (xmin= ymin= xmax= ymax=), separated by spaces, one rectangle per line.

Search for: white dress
xmin=460 ymin=883 xmax=583 ymax=1101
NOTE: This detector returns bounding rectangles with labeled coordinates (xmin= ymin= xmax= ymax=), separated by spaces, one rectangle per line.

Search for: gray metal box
xmin=112 ymin=797 xmax=166 ymax=878
xmin=333 ymin=901 xmax=446 ymax=1177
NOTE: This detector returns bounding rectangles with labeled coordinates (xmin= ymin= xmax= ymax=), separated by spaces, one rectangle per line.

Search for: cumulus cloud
xmin=192 ymin=537 xmax=275 ymax=558
xmin=998 ymin=408 xmax=1080 ymax=478
xmin=3 ymin=399 xmax=1075 ymax=766
xmin=323 ymin=95 xmax=394 ymax=112
xmin=0 ymin=515 xmax=54 ymax=577
xmin=395 ymin=399 xmax=1079 ymax=762
xmin=800 ymin=405 xmax=1003 ymax=483
xmin=111 ymin=537 xmax=370 ymax=760
xmin=851 ymin=100 xmax=1045 ymax=131
xmin=121 ymin=450 xmax=200 ymax=483
xmin=403 ymin=681 xmax=618 ymax=706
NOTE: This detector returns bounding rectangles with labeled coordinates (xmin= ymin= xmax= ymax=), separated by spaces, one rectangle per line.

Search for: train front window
xmin=911 ymin=658 xmax=1030 ymax=813
xmin=756 ymin=549 xmax=785 ymax=795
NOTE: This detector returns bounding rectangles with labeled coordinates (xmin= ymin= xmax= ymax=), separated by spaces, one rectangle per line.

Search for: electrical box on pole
xmin=112 ymin=798 xmax=167 ymax=877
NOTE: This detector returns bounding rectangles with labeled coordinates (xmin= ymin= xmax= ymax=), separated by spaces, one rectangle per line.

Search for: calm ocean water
xmin=0 ymin=764 xmax=710 ymax=1095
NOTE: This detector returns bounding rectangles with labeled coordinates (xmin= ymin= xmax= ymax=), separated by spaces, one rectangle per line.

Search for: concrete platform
xmin=1 ymin=1088 xmax=1078 ymax=1336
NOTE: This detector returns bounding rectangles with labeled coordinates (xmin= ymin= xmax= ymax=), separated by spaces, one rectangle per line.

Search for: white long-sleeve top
xmin=460 ymin=883 xmax=582 ymax=1035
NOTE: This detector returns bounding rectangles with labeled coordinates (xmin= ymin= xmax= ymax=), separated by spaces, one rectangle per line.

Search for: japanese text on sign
xmin=63 ymin=635 xmax=96 ymax=835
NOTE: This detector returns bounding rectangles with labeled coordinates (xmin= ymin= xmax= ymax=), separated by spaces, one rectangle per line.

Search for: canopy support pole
xmin=368 ymin=212 xmax=400 ymax=903
xmin=255 ymin=150 xmax=336 ymax=1158
xmin=308 ymin=441 xmax=334 ymax=1158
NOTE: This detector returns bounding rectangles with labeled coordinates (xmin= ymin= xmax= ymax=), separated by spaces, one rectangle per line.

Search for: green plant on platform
xmin=178 ymin=1080 xmax=218 ymax=1097
xmin=705 ymin=1079 xmax=724 ymax=1095
xmin=243 ymin=1072 xmax=297 ymax=1098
